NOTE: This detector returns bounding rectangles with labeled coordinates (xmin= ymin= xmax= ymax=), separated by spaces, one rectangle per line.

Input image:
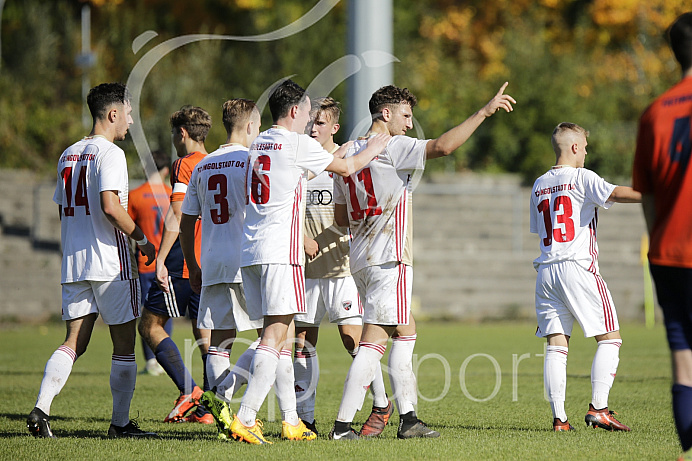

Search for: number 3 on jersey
xmin=208 ymin=174 xmax=229 ymax=224
xmin=61 ymin=166 xmax=90 ymax=216
xmin=343 ymin=168 xmax=382 ymax=220
xmin=537 ymin=195 xmax=574 ymax=247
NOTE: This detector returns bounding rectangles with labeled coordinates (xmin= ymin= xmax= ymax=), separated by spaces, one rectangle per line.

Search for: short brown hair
xmin=551 ymin=122 xmax=589 ymax=155
xmin=222 ymin=99 xmax=257 ymax=135
xmin=311 ymin=97 xmax=341 ymax=124
xmin=170 ymin=105 xmax=211 ymax=142
xmin=369 ymin=85 xmax=417 ymax=116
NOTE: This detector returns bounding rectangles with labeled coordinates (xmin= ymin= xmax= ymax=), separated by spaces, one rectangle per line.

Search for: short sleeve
xmin=170 ymin=157 xmax=192 ymax=202
xmin=53 ymin=173 xmax=63 ymax=206
xmin=296 ymin=135 xmax=334 ymax=176
xmin=581 ymin=169 xmax=616 ymax=209
xmin=529 ymin=192 xmax=538 ymax=234
xmin=388 ymin=136 xmax=428 ymax=172
xmin=181 ymin=167 xmax=201 ymax=216
xmin=97 ymin=147 xmax=127 ymax=193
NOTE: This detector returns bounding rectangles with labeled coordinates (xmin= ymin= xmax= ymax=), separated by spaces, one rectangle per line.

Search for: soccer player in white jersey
xmin=230 ymin=79 xmax=390 ymax=444
xmin=179 ymin=98 xmax=264 ymax=439
xmin=293 ymin=97 xmax=391 ymax=437
xmin=530 ymin=123 xmax=641 ymax=432
xmin=330 ymin=83 xmax=515 ymax=440
xmin=27 ymin=83 xmax=157 ymax=439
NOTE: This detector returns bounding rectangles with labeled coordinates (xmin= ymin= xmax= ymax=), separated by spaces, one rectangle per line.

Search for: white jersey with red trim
xmin=181 ymin=144 xmax=248 ymax=285
xmin=241 ymin=126 xmax=334 ymax=267
xmin=333 ymin=135 xmax=428 ymax=274
xmin=53 ymin=135 xmax=136 ymax=282
xmin=529 ymin=166 xmax=616 ymax=273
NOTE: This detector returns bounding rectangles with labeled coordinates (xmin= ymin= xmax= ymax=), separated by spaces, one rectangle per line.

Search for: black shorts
xmin=143 ymin=276 xmax=200 ymax=320
xmin=650 ymin=264 xmax=692 ymax=351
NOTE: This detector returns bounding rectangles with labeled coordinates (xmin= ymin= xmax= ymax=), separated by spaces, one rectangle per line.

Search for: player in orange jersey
xmin=128 ymin=149 xmax=174 ymax=376
xmin=633 ymin=12 xmax=692 ymax=457
xmin=138 ymin=106 xmax=213 ymax=424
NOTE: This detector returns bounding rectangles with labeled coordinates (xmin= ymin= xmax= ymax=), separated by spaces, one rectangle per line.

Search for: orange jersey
xmin=633 ymin=76 xmax=692 ymax=268
xmin=169 ymin=151 xmax=204 ymax=278
xmin=128 ymin=180 xmax=171 ymax=274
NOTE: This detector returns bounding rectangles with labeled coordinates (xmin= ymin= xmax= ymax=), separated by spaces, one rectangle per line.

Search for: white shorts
xmin=241 ymin=264 xmax=306 ymax=319
xmin=535 ymin=260 xmax=619 ymax=338
xmin=353 ymin=262 xmax=412 ymax=326
xmin=61 ymin=279 xmax=140 ymax=325
xmin=198 ymin=283 xmax=263 ymax=332
xmin=295 ymin=276 xmax=363 ymax=327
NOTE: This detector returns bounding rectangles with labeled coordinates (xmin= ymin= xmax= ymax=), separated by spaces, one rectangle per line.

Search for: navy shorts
xmin=144 ymin=276 xmax=200 ymax=320
xmin=650 ymin=264 xmax=692 ymax=351
xmin=138 ymin=272 xmax=157 ymax=304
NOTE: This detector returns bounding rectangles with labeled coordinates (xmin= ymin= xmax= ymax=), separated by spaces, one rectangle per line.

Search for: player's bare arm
xmin=334 ymin=203 xmax=348 ymax=227
xmin=304 ymin=235 xmax=319 ymax=260
xmin=155 ymin=200 xmax=183 ymax=292
xmin=100 ymin=190 xmax=155 ymax=264
xmin=607 ymin=186 xmax=642 ymax=204
xmin=641 ymin=194 xmax=656 ymax=235
xmin=426 ymin=82 xmax=516 ymax=160
xmin=179 ymin=212 xmax=201 ymax=293
xmin=326 ymin=133 xmax=391 ymax=177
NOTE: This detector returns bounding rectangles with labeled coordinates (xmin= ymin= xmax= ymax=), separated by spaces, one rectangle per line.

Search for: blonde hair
xmin=311 ymin=97 xmax=341 ymax=124
xmin=222 ymin=99 xmax=257 ymax=135
xmin=551 ymin=122 xmax=589 ymax=155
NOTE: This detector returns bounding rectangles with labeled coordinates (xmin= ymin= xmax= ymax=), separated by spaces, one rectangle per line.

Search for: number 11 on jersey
xmin=343 ymin=168 xmax=382 ymax=220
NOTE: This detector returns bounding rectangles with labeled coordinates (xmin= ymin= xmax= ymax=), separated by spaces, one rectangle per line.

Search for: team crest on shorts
xmin=342 ymin=301 xmax=352 ymax=311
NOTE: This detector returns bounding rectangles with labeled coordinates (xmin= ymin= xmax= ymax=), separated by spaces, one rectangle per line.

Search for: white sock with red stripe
xmin=217 ymin=339 xmax=258 ymax=402
xmin=347 ymin=345 xmax=387 ymax=409
xmin=294 ymin=347 xmax=318 ymax=422
xmin=591 ymin=339 xmax=622 ymax=409
xmin=337 ymin=342 xmax=385 ymax=423
xmin=369 ymin=361 xmax=388 ymax=408
xmin=206 ymin=346 xmax=231 ymax=389
xmin=389 ymin=335 xmax=418 ymax=414
xmin=237 ymin=344 xmax=279 ymax=427
xmin=35 ymin=345 xmax=77 ymax=414
xmin=545 ymin=345 xmax=568 ymax=422
xmin=110 ymin=354 xmax=137 ymax=427
xmin=275 ymin=349 xmax=299 ymax=425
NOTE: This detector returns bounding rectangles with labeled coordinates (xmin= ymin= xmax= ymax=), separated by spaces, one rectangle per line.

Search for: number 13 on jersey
xmin=537 ymin=195 xmax=575 ymax=247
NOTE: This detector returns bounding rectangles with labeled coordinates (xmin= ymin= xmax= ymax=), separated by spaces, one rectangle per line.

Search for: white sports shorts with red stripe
xmin=61 ymin=279 xmax=141 ymax=325
xmin=198 ymin=283 xmax=263 ymax=332
xmin=353 ymin=262 xmax=412 ymax=326
xmin=535 ymin=260 xmax=619 ymax=338
xmin=241 ymin=263 xmax=306 ymax=319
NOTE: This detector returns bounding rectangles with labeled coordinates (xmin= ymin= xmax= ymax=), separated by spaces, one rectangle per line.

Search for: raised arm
xmin=326 ymin=134 xmax=391 ymax=177
xmin=608 ymin=186 xmax=642 ymax=204
xmin=426 ymin=82 xmax=516 ymax=159
xmin=100 ymin=190 xmax=155 ymax=265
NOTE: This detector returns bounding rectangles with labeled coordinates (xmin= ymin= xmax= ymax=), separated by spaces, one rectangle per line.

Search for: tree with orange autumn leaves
xmin=0 ymin=0 xmax=688 ymax=182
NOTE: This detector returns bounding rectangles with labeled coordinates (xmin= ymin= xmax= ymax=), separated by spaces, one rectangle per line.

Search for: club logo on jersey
xmin=307 ymin=190 xmax=333 ymax=205
xmin=342 ymin=300 xmax=352 ymax=311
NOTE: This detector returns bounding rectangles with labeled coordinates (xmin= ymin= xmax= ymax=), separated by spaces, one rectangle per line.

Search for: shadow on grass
xmin=431 ymin=423 xmax=555 ymax=432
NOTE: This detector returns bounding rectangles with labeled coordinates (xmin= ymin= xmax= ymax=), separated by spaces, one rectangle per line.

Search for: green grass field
xmin=0 ymin=320 xmax=681 ymax=460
